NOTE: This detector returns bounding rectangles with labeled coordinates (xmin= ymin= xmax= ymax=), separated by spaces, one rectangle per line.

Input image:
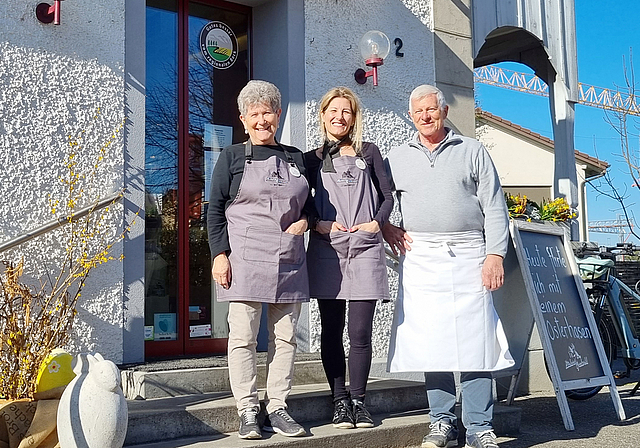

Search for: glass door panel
xmin=145 ymin=1 xmax=180 ymax=353
xmin=144 ymin=0 xmax=249 ymax=358
xmin=187 ymin=2 xmax=249 ymax=347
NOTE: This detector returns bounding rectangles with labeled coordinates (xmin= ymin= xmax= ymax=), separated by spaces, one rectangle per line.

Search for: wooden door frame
xmin=145 ymin=0 xmax=251 ymax=359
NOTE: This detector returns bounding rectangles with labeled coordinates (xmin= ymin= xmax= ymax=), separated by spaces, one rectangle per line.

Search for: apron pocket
xmin=243 ymin=227 xmax=279 ymax=263
xmin=349 ymin=230 xmax=382 ymax=259
xmin=280 ymin=232 xmax=305 ymax=265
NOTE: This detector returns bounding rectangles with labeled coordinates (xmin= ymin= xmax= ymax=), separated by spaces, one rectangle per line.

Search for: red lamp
xmin=354 ymin=30 xmax=391 ymax=86
xmin=36 ymin=0 xmax=63 ymax=25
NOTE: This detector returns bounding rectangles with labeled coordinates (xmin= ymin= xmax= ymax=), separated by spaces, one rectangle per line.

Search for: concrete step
xmin=122 ymin=359 xmax=327 ymax=400
xmin=124 ymin=378 xmax=521 ymax=447
xmin=125 ymin=378 xmax=424 ymax=446
xmin=124 ymin=410 xmax=432 ymax=448
xmin=124 ymin=407 xmax=520 ymax=448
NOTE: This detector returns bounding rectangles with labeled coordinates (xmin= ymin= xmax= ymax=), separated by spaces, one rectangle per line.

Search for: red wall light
xmin=354 ymin=30 xmax=390 ymax=87
xmin=36 ymin=0 xmax=63 ymax=25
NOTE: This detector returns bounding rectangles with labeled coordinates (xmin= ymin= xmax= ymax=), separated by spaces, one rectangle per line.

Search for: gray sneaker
xmin=263 ymin=408 xmax=306 ymax=437
xmin=465 ymin=430 xmax=498 ymax=448
xmin=238 ymin=407 xmax=261 ymax=439
xmin=422 ymin=419 xmax=459 ymax=448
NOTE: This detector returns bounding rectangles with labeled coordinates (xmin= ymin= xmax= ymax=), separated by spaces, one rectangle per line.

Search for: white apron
xmin=387 ymin=231 xmax=514 ymax=372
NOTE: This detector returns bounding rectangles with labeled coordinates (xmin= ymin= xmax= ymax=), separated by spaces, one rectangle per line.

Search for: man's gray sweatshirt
xmin=385 ymin=129 xmax=509 ymax=257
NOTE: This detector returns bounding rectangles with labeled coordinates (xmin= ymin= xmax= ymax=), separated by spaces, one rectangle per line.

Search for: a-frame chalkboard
xmin=510 ymin=220 xmax=626 ymax=430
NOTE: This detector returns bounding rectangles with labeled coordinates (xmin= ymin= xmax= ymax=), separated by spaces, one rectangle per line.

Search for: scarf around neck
xmin=321 ymin=137 xmax=352 ymax=173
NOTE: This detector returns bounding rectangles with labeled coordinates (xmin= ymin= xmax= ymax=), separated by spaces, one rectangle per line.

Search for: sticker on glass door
xmin=199 ymin=21 xmax=238 ymax=69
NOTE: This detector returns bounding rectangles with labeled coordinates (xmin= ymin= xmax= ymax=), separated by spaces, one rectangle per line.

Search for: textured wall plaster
xmin=0 ymin=1 xmax=124 ymax=71
xmin=0 ymin=0 xmax=126 ymax=363
xmin=305 ymin=0 xmax=435 ymax=359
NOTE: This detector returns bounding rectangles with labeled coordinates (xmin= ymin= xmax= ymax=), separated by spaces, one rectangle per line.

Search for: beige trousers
xmin=227 ymin=301 xmax=301 ymax=415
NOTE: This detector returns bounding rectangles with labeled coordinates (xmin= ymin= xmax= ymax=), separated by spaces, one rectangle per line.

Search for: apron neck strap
xmin=245 ymin=139 xmax=298 ymax=167
xmin=244 ymin=140 xmax=253 ymax=163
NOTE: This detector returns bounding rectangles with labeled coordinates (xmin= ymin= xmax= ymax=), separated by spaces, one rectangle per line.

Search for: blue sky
xmin=474 ymin=0 xmax=640 ymax=246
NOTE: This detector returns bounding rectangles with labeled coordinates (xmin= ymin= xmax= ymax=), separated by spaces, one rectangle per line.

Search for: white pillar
xmin=548 ymin=77 xmax=579 ymax=240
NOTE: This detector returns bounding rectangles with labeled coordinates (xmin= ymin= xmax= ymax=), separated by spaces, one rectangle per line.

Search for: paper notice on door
xmin=154 ymin=313 xmax=177 ymax=340
xmin=190 ymin=324 xmax=212 ymax=338
xmin=204 ymin=124 xmax=233 ymax=150
xmin=204 ymin=124 xmax=233 ymax=202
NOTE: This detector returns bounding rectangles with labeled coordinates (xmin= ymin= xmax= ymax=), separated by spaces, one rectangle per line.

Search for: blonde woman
xmin=305 ymin=87 xmax=393 ymax=429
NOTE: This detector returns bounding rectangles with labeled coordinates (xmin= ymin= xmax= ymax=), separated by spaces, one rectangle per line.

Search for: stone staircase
xmin=120 ymin=357 xmax=521 ymax=448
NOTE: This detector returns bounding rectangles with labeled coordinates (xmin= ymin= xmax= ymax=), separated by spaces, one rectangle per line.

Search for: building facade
xmin=1 ymin=0 xmax=579 ymax=365
xmin=476 ymin=109 xmax=608 ymax=242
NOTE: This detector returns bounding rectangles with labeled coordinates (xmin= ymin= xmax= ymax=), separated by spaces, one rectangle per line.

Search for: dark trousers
xmin=318 ymin=299 xmax=377 ymax=401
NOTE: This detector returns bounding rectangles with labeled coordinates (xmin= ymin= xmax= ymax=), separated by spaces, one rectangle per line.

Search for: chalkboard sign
xmin=510 ymin=220 xmax=625 ymax=430
xmin=518 ymin=229 xmax=603 ymax=382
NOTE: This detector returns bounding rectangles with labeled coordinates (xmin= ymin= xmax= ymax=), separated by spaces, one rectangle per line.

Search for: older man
xmin=383 ymin=85 xmax=514 ymax=448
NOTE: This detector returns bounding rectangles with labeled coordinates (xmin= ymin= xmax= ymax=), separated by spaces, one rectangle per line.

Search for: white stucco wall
xmin=304 ymin=0 xmax=435 ymax=358
xmin=477 ymin=123 xmax=556 ymax=187
xmin=0 ymin=1 xmax=126 ymax=362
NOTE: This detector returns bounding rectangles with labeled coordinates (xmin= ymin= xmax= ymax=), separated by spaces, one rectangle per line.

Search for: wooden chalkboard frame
xmin=510 ymin=220 xmax=626 ymax=430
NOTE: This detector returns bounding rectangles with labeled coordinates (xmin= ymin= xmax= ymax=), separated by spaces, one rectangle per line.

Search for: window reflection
xmin=145 ymin=2 xmax=179 ymax=341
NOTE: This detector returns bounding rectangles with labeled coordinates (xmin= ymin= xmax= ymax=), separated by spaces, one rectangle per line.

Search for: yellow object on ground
xmin=35 ymin=349 xmax=75 ymax=394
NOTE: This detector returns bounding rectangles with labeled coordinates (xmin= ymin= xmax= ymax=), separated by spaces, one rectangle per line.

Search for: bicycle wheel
xmin=565 ymin=314 xmax=615 ymax=400
xmin=623 ymin=358 xmax=640 ymax=370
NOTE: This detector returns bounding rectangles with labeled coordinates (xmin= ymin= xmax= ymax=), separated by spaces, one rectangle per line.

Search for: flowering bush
xmin=505 ymin=193 xmax=576 ymax=222
xmin=0 ymin=117 xmax=127 ymax=400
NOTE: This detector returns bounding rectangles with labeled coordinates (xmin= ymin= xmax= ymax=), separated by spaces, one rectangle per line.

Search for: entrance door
xmin=145 ymin=0 xmax=250 ymax=358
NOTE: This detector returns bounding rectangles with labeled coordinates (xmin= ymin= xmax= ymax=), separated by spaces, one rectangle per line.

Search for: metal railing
xmin=385 ymin=248 xmax=399 ymax=272
xmin=0 ymin=190 xmax=124 ymax=254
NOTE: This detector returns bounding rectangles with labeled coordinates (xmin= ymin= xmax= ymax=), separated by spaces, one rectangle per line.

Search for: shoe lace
xmin=274 ymin=408 xmax=295 ymax=423
xmin=476 ymin=430 xmax=498 ymax=448
xmin=335 ymin=400 xmax=351 ymax=418
xmin=429 ymin=420 xmax=452 ymax=437
xmin=352 ymin=400 xmax=369 ymax=416
xmin=242 ymin=408 xmax=258 ymax=425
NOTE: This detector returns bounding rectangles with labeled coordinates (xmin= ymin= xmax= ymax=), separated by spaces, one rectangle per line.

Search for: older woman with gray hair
xmin=207 ymin=80 xmax=315 ymax=440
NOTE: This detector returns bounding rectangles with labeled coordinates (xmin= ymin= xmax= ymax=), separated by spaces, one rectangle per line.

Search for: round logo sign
xmin=199 ymin=21 xmax=238 ymax=69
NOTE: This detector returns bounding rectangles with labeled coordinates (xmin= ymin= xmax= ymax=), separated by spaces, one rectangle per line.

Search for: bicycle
xmin=565 ymin=242 xmax=640 ymax=400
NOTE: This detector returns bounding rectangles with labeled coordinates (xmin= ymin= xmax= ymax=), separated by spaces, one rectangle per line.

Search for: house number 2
xmin=394 ymin=38 xmax=404 ymax=57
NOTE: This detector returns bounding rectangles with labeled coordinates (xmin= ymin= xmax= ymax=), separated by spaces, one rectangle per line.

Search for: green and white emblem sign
xmin=200 ymin=21 xmax=238 ymax=69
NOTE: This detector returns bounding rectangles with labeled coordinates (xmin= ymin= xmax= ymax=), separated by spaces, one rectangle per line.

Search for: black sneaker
xmin=332 ymin=398 xmax=355 ymax=429
xmin=263 ymin=408 xmax=306 ymax=437
xmin=351 ymin=398 xmax=374 ymax=428
xmin=465 ymin=430 xmax=498 ymax=448
xmin=238 ymin=407 xmax=261 ymax=439
xmin=421 ymin=419 xmax=458 ymax=448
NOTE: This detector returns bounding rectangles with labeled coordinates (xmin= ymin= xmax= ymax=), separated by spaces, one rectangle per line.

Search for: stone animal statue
xmin=57 ymin=353 xmax=128 ymax=448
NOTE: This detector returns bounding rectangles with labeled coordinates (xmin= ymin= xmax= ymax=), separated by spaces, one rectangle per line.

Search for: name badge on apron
xmin=355 ymin=158 xmax=367 ymax=170
xmin=289 ymin=164 xmax=301 ymax=177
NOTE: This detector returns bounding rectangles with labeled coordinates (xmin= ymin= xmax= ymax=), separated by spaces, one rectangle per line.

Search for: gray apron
xmin=216 ymin=141 xmax=310 ymax=303
xmin=307 ymin=152 xmax=389 ymax=300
